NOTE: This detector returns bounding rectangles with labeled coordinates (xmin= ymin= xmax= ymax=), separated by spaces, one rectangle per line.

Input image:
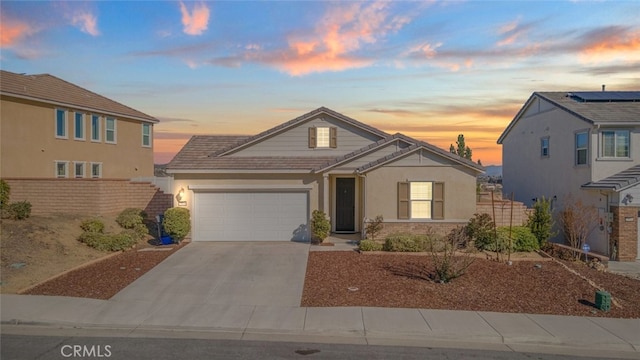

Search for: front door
xmin=335 ymin=178 xmax=355 ymax=232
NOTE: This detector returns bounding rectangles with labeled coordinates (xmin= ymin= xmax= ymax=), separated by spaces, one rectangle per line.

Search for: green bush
xmin=383 ymin=233 xmax=429 ymax=252
xmin=116 ymin=208 xmax=147 ymax=229
xmin=80 ymin=218 xmax=105 ymax=233
xmin=78 ymin=231 xmax=137 ymax=251
xmin=359 ymin=239 xmax=383 ymax=251
xmin=497 ymin=226 xmax=539 ymax=252
xmin=466 ymin=213 xmax=496 ymax=251
xmin=163 ymin=207 xmax=191 ymax=242
xmin=0 ymin=179 xmax=10 ymax=209
xmin=122 ymin=223 xmax=149 ymax=242
xmin=365 ymin=215 xmax=384 ymax=241
xmin=6 ymin=201 xmax=32 ymax=220
xmin=311 ymin=210 xmax=330 ymax=243
xmin=527 ymin=197 xmax=555 ymax=246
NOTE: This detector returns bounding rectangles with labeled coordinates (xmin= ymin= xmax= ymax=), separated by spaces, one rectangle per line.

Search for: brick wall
xmin=476 ymin=199 xmax=530 ymax=227
xmin=375 ymin=221 xmax=467 ymax=239
xmin=611 ymin=205 xmax=638 ymax=262
xmin=3 ymin=178 xmax=173 ymax=217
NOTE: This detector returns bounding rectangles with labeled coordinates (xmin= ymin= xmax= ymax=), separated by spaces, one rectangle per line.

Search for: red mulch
xmin=301 ymin=252 xmax=640 ymax=319
xmin=22 ymin=244 xmax=183 ymax=300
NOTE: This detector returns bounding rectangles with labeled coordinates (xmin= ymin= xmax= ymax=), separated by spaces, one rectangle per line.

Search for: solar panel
xmin=568 ymin=91 xmax=640 ymax=102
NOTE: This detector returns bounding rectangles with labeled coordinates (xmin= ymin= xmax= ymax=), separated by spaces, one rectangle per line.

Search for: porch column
xmin=323 ymin=174 xmax=330 ymax=215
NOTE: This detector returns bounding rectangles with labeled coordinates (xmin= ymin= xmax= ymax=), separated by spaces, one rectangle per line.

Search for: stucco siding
xmin=591 ymin=127 xmax=640 ymax=182
xmin=1 ymin=97 xmax=154 ymax=178
xmin=363 ymin=166 xmax=476 ymax=222
xmin=229 ymin=115 xmax=383 ymax=157
xmin=333 ymin=143 xmax=406 ymax=171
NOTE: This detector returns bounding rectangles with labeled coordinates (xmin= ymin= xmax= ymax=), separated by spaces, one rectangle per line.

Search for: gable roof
xmin=0 ymin=70 xmax=158 ymax=123
xmin=498 ymin=91 xmax=640 ymax=144
xmin=212 ymin=106 xmax=389 ymax=156
xmin=581 ymin=164 xmax=640 ymax=192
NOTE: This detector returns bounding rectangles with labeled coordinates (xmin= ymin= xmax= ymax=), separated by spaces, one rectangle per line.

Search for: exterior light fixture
xmin=176 ymin=187 xmax=187 ymax=206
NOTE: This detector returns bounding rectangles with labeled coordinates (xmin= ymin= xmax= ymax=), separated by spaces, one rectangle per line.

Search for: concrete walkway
xmin=1 ymin=243 xmax=639 ymax=359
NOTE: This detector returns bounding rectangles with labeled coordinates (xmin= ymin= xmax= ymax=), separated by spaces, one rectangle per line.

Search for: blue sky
xmin=1 ymin=0 xmax=639 ymax=165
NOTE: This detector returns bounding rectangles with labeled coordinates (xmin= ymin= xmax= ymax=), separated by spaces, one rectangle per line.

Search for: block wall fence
xmin=3 ymin=178 xmax=173 ymax=217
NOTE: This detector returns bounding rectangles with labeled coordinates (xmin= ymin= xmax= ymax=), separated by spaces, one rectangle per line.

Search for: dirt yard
xmin=0 ymin=214 xmax=146 ymax=293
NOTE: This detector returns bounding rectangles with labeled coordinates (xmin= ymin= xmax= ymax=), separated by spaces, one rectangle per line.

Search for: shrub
xmin=80 ymin=218 xmax=105 ymax=233
xmin=527 ymin=197 xmax=555 ymax=246
xmin=466 ymin=213 xmax=496 ymax=251
xmin=6 ymin=201 xmax=32 ymax=220
xmin=559 ymin=195 xmax=598 ymax=259
xmin=359 ymin=239 xmax=383 ymax=251
xmin=122 ymin=223 xmax=149 ymax=242
xmin=116 ymin=208 xmax=147 ymax=229
xmin=311 ymin=210 xmax=330 ymax=243
xmin=365 ymin=215 xmax=384 ymax=241
xmin=493 ymin=226 xmax=539 ymax=252
xmin=78 ymin=231 xmax=137 ymax=251
xmin=383 ymin=233 xmax=429 ymax=252
xmin=0 ymin=179 xmax=9 ymax=209
xmin=163 ymin=207 xmax=191 ymax=242
xmin=429 ymin=227 xmax=475 ymax=283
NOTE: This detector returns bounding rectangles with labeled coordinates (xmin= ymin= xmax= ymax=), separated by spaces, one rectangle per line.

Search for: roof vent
xmin=602 ymin=84 xmax=606 ymax=92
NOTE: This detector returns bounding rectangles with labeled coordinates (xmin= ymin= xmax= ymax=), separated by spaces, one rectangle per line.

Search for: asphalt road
xmin=1 ymin=334 xmax=601 ymax=360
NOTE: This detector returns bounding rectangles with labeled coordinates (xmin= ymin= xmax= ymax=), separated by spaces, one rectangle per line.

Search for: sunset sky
xmin=1 ymin=1 xmax=639 ymax=165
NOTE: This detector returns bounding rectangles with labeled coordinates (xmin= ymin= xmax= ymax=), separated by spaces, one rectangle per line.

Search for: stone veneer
xmin=611 ymin=205 xmax=639 ymax=262
xmin=374 ymin=221 xmax=466 ymax=240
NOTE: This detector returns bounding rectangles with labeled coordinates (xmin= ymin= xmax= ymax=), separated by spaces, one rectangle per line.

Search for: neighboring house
xmin=0 ymin=70 xmax=169 ymax=216
xmin=0 ymin=70 xmax=158 ymax=179
xmin=498 ymin=91 xmax=640 ymax=261
xmin=167 ymin=107 xmax=484 ymax=242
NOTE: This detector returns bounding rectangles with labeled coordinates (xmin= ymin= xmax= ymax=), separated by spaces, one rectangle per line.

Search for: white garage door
xmin=193 ymin=191 xmax=309 ymax=242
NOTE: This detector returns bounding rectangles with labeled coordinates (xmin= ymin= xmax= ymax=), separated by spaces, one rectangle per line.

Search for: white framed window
xmin=90 ymin=162 xmax=102 ymax=178
xmin=316 ymin=127 xmax=330 ymax=148
xmin=91 ymin=115 xmax=101 ymax=142
xmin=142 ymin=123 xmax=151 ymax=147
xmin=410 ymin=182 xmax=433 ymax=219
xmin=575 ymin=131 xmax=588 ymax=165
xmin=541 ymin=137 xmax=549 ymax=158
xmin=55 ymin=109 xmax=67 ymax=138
xmin=602 ymin=130 xmax=630 ymax=158
xmin=55 ymin=161 xmax=69 ymax=178
xmin=74 ymin=161 xmax=85 ymax=178
xmin=105 ymin=117 xmax=116 ymax=143
xmin=74 ymin=112 xmax=85 ymax=140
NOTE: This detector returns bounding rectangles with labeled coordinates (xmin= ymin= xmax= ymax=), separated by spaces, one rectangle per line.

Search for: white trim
xmin=74 ymin=112 xmax=85 ymax=141
xmin=142 ymin=123 xmax=152 ymax=148
xmin=188 ymin=185 xmax=312 ymax=192
xmin=55 ymin=108 xmax=67 ymax=139
xmin=54 ymin=160 xmax=69 ymax=178
xmin=0 ymin=91 xmax=159 ymax=123
xmin=358 ymin=145 xmax=482 ymax=174
xmin=105 ymin=117 xmax=117 ymax=144
xmin=90 ymin=162 xmax=102 ymax=178
xmin=73 ymin=161 xmax=86 ymax=178
xmin=90 ymin=114 xmax=102 ymax=142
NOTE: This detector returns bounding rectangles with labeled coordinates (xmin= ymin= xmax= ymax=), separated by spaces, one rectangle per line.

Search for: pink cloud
xmin=179 ymin=1 xmax=210 ymax=36
xmin=70 ymin=11 xmax=100 ymax=36
xmin=0 ymin=16 xmax=36 ymax=48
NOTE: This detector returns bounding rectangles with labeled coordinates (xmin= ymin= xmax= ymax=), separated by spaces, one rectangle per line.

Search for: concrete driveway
xmin=111 ymin=242 xmax=310 ymax=307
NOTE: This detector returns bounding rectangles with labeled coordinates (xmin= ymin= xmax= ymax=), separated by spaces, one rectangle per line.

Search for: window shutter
xmin=330 ymin=127 xmax=337 ymax=148
xmin=433 ymin=182 xmax=444 ymax=220
xmin=308 ymin=127 xmax=317 ymax=148
xmin=398 ymin=182 xmax=409 ymax=219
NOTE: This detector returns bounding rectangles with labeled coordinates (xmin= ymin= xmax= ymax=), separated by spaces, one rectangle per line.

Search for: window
xmin=105 ymin=117 xmax=116 ymax=143
xmin=55 ymin=109 xmax=67 ymax=138
xmin=91 ymin=115 xmax=101 ymax=142
xmin=74 ymin=112 xmax=85 ymax=140
xmin=541 ymin=137 xmax=549 ymax=157
xmin=308 ymin=127 xmax=337 ymax=148
xmin=91 ymin=162 xmax=102 ymax=178
xmin=74 ymin=162 xmax=85 ymax=178
xmin=55 ymin=161 xmax=68 ymax=178
xmin=398 ymin=181 xmax=444 ymax=220
xmin=142 ymin=123 xmax=151 ymax=147
xmin=602 ymin=130 xmax=630 ymax=158
xmin=575 ymin=131 xmax=588 ymax=165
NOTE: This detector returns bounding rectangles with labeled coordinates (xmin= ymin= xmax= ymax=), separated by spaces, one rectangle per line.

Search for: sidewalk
xmin=1 ymin=294 xmax=639 ymax=359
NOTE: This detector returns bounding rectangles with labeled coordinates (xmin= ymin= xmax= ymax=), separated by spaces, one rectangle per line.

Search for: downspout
xmin=358 ymin=172 xmax=367 ymax=238
xmin=600 ymin=190 xmax=610 ymax=257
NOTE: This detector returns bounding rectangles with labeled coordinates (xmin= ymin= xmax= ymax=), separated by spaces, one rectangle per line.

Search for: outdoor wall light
xmin=176 ymin=187 xmax=187 ymax=206
xmin=623 ymin=193 xmax=634 ymax=204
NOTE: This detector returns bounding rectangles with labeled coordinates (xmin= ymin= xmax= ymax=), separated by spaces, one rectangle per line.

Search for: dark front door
xmin=335 ymin=178 xmax=355 ymax=232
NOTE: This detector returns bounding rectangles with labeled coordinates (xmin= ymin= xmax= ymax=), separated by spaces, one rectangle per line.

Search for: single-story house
xmin=167 ymin=107 xmax=484 ymax=242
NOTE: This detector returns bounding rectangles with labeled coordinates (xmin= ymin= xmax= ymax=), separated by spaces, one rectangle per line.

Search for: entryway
xmin=335 ymin=178 xmax=355 ymax=232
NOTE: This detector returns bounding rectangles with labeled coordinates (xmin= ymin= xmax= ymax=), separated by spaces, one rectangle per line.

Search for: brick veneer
xmin=476 ymin=200 xmax=530 ymax=227
xmin=3 ymin=178 xmax=173 ymax=217
xmin=375 ymin=221 xmax=467 ymax=239
xmin=610 ymin=205 xmax=639 ymax=262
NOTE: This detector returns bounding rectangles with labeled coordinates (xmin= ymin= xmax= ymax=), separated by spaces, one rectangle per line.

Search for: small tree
xmin=465 ymin=213 xmax=495 ymax=250
xmin=527 ymin=196 xmax=555 ymax=247
xmin=559 ymin=196 xmax=598 ymax=259
xmin=365 ymin=215 xmax=384 ymax=241
xmin=311 ymin=210 xmax=330 ymax=244
xmin=428 ymin=227 xmax=475 ymax=283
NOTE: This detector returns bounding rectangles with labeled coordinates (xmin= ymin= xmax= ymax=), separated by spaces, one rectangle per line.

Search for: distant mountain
xmin=483 ymin=165 xmax=502 ymax=177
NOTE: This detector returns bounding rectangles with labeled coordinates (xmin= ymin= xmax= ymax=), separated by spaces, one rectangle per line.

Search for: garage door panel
xmin=194 ymin=191 xmax=309 ymax=242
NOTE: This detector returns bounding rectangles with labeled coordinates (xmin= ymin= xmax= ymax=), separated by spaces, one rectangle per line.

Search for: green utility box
xmin=595 ymin=291 xmax=611 ymax=312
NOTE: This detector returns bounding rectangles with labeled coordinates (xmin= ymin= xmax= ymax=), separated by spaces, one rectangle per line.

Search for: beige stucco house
xmin=0 ymin=70 xmax=158 ymax=179
xmin=167 ymin=107 xmax=484 ymax=242
xmin=498 ymin=91 xmax=640 ymax=261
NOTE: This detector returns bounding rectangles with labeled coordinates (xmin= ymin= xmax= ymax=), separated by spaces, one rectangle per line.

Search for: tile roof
xmin=535 ymin=92 xmax=640 ymax=125
xmin=0 ymin=70 xmax=158 ymax=122
xmin=212 ymin=106 xmax=389 ymax=156
xmin=581 ymin=164 xmax=640 ymax=191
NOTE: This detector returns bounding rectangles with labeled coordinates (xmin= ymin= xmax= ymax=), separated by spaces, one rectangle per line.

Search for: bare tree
xmin=559 ymin=195 xmax=598 ymax=259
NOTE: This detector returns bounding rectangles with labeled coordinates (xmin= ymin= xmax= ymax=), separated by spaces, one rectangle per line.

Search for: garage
xmin=193 ymin=191 xmax=309 ymax=242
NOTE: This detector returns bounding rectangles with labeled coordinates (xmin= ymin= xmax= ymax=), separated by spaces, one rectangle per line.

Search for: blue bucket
xmin=160 ymin=235 xmax=173 ymax=245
